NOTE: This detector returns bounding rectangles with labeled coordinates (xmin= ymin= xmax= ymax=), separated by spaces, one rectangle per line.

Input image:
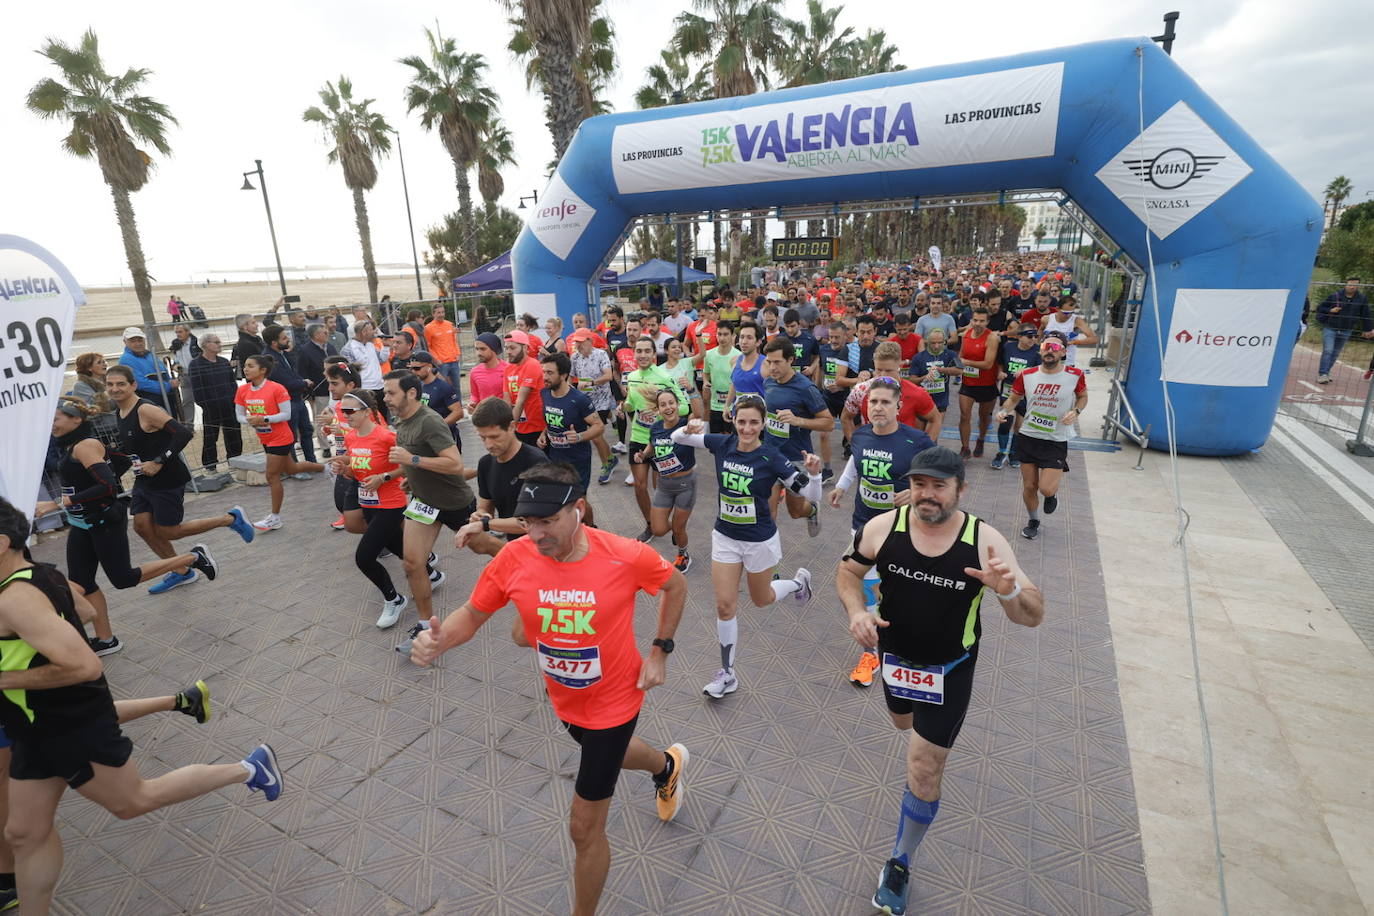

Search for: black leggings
xmin=66 ymin=508 xmax=142 ymax=593
xmin=356 ymin=508 xmax=406 ymax=600
xmin=355 ymin=507 xmax=436 ymax=599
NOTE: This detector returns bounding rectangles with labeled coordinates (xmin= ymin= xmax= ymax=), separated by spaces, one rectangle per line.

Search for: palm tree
xmin=503 ymin=0 xmax=607 ymax=160
xmin=1325 ymin=175 xmax=1353 ymax=230
xmin=26 ymin=29 xmax=177 ymax=347
xmin=847 ymin=29 xmax=904 ymax=76
xmin=1033 ymin=224 xmax=1047 ymax=247
xmin=776 ymin=0 xmax=855 ymax=88
xmin=477 ymin=120 xmax=516 ymax=204
xmin=634 ymin=49 xmax=711 ymax=110
xmin=399 ymin=27 xmax=498 ymax=267
xmin=303 ymin=78 xmax=392 ymax=303
xmin=673 ymin=0 xmax=784 ymax=284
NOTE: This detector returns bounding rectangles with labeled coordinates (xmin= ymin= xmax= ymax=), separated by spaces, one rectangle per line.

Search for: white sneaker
xmin=376 ymin=594 xmax=407 ymax=629
xmin=702 ymin=668 xmax=738 ymax=699
xmin=792 ymin=567 xmax=813 ymax=604
xmin=252 ymin=513 xmax=282 ymax=532
xmin=428 ymin=569 xmax=446 ymax=589
xmin=1317 ymin=374 xmax=1332 ymax=384
xmin=612 ymin=442 xmax=628 ymax=454
xmin=624 ymin=472 xmax=634 ymax=486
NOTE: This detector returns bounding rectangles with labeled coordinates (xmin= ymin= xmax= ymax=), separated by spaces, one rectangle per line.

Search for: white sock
xmin=717 ymin=618 xmax=738 ymax=670
xmin=770 ymin=577 xmax=801 ymax=602
xmin=240 ymin=760 xmax=255 ymax=781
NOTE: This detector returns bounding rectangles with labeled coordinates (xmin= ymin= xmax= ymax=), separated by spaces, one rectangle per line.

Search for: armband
xmin=787 ymin=474 xmax=808 ymax=495
xmin=843 ymin=529 xmax=875 ymax=566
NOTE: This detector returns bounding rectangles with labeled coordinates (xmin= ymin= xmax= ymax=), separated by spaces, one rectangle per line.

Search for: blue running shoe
xmin=226 ymin=506 xmax=255 ymax=544
xmin=597 ymin=454 xmax=620 ymax=485
xmin=148 ymin=569 xmax=199 ymax=595
xmin=872 ymin=857 xmax=911 ymax=914
xmin=243 ymin=744 xmax=283 ymax=801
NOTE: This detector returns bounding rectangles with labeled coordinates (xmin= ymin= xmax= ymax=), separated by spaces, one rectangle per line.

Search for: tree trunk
xmin=713 ymin=219 xmax=722 ymax=283
xmin=534 ymin=37 xmax=586 ymax=161
xmin=353 ymin=187 xmax=379 ymax=304
xmin=108 ymin=183 xmax=163 ymax=352
xmin=455 ymin=158 xmax=476 ymax=269
xmin=806 ymin=219 xmax=823 ymax=237
xmin=750 ymin=215 xmax=765 ymax=261
xmin=728 ymin=218 xmax=742 ymax=289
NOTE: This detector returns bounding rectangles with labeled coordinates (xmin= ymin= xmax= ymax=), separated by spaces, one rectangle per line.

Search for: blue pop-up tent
xmin=452 ymin=251 xmax=619 ymax=291
xmin=615 ymin=258 xmax=715 ymax=286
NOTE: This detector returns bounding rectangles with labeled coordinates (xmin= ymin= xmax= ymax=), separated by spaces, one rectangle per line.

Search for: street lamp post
xmin=240 ymin=160 xmax=288 ymax=298
xmin=389 ymin=128 xmax=425 ymax=301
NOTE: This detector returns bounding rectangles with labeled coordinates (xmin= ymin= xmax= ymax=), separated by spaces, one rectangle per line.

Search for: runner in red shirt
xmin=889 ymin=312 xmax=924 ymax=369
xmin=841 ymin=341 xmax=943 ymax=443
xmin=329 ymin=390 xmax=429 ymax=628
xmin=411 ymin=463 xmax=689 ymax=916
xmin=234 ymin=354 xmax=323 ymax=531
xmin=503 ymin=330 xmax=546 ymax=447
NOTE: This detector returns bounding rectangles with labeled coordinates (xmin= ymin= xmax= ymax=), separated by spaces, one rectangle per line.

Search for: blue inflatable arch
xmin=512 ymin=37 xmax=1321 ymax=456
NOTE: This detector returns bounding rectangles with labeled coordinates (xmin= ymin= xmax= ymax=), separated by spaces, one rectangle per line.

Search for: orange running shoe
xmin=330 ymin=515 xmax=346 ymax=530
xmin=848 ymin=651 xmax=879 ymax=687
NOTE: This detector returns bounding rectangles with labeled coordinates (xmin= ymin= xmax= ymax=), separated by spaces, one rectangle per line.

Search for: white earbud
xmin=574 ymin=508 xmax=583 ymax=525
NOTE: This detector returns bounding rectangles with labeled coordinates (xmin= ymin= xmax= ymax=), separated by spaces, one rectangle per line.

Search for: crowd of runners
xmin=6 ymin=251 xmax=1096 ymax=913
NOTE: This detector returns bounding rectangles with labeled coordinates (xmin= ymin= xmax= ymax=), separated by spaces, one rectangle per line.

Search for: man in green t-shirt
xmin=622 ymin=337 xmax=689 ymax=541
xmin=700 ymin=321 xmax=740 ymax=435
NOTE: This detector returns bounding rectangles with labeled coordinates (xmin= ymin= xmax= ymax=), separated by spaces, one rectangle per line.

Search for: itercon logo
xmin=1123 ymin=147 xmax=1226 ymax=191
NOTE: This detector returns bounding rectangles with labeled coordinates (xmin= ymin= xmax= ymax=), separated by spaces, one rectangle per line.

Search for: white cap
xmin=122 ymin=326 xmax=145 ymax=340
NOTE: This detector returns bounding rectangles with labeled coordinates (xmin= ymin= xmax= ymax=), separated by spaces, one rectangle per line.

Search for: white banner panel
xmin=612 ymin=63 xmax=1063 ymax=195
xmin=1162 ymin=288 xmax=1287 ymax=387
xmin=527 ymin=173 xmax=597 ymax=260
xmin=1095 ymin=101 xmax=1253 ymax=240
xmin=0 ymin=237 xmax=84 ymax=509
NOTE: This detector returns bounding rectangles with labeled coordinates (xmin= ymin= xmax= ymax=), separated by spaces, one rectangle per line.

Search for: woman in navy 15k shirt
xmin=671 ymin=396 xmax=821 ymax=701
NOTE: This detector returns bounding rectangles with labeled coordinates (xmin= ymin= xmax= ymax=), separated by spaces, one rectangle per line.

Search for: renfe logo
xmin=535 ymin=200 xmax=578 ymax=221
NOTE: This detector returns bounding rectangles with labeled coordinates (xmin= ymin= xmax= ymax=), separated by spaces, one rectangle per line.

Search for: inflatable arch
xmin=511 ymin=38 xmax=1321 ymax=456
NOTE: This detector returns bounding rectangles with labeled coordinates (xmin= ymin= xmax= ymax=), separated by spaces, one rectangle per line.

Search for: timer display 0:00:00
xmin=771 ymin=238 xmax=834 ymax=260
xmin=4 ymin=319 xmax=66 ymax=373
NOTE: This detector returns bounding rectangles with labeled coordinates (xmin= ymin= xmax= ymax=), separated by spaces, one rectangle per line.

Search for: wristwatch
xmin=410 ymin=454 xmax=421 ymax=465
xmin=481 ymin=517 xmax=491 ymax=532
xmin=652 ymin=638 xmax=675 ymax=654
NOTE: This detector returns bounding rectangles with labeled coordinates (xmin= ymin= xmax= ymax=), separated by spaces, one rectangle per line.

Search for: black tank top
xmin=875 ymin=507 xmax=985 ymax=665
xmin=118 ymin=398 xmax=190 ymax=489
xmin=0 ymin=564 xmax=117 ymax=736
xmin=59 ymin=445 xmax=117 ymax=523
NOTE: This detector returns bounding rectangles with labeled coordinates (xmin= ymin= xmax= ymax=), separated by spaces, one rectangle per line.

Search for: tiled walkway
xmin=30 ymin=418 xmax=1149 ymax=915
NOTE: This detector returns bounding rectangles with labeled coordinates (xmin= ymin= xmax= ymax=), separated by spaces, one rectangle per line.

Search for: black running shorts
xmin=129 ymin=484 xmax=185 ymax=526
xmin=959 ymin=384 xmax=999 ymax=404
xmin=10 ymin=713 xmax=133 ymax=788
xmin=561 ymin=713 xmax=639 ymax=801
xmin=1012 ymin=433 xmax=1069 ymax=471
xmin=333 ymin=474 xmax=360 ymax=513
xmin=879 ymin=653 xmax=976 ymax=749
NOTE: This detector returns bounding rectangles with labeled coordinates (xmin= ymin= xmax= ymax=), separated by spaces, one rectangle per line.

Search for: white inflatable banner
xmin=612 ymin=63 xmax=1063 ymax=195
xmin=0 ymin=236 xmax=84 ymax=512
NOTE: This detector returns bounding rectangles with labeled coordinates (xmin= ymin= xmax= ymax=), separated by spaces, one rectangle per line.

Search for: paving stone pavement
xmin=29 ymin=414 xmax=1150 ymax=915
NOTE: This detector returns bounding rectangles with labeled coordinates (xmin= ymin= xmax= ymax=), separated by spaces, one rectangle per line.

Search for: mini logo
xmin=1174 ymin=329 xmax=1194 ymax=343
xmin=1123 ymin=148 xmax=1226 ymax=190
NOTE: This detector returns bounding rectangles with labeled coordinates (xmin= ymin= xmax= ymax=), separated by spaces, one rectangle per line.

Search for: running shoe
xmin=428 ymin=551 xmax=438 ymax=567
xmin=597 ymin=456 xmax=618 ymax=485
xmin=848 ymin=651 xmax=879 ymax=687
xmin=702 ymin=668 xmax=738 ymax=699
xmin=428 ymin=569 xmax=446 ymax=589
xmin=806 ymin=502 xmax=821 ymax=538
xmin=292 ymin=472 xmax=314 ymax=481
xmin=654 ymin=743 xmax=689 ymax=822
xmin=821 ymin=467 xmax=835 ymax=484
xmin=1008 ymin=457 xmax=1022 ymax=469
xmin=330 ymin=514 xmax=346 ymax=530
xmin=1318 ymin=374 xmax=1332 ymax=384
xmin=148 ymin=569 xmax=199 ymax=595
xmin=1366 ymin=369 xmax=1374 ymax=381
xmin=395 ymin=619 xmax=430 ymax=654
xmin=1021 ymin=519 xmax=1041 ymax=540
xmin=872 ymin=857 xmax=911 ymax=915
xmin=624 ymin=472 xmax=634 ymax=486
xmin=89 ymin=636 xmax=122 ymax=657
xmin=189 ymin=544 xmax=218 ymax=581
xmin=226 ymin=506 xmax=255 ymax=544
xmin=243 ymin=744 xmax=284 ymax=801
xmin=972 ymin=439 xmax=985 ymax=458
xmin=1043 ymin=495 xmax=1059 ymax=515
xmin=612 ymin=442 xmax=628 ymax=454
xmin=959 ymin=446 xmax=972 ymax=459
xmin=672 ymin=552 xmax=691 ymax=574
xmin=175 ymin=679 xmax=211 ymax=724
xmin=376 ymin=594 xmax=407 ymax=629
xmin=792 ymin=567 xmax=813 ymax=604
xmin=990 ymin=452 xmax=1006 ymax=470
xmin=636 ymin=526 xmax=654 ymax=542
xmin=253 ymin=513 xmax=282 ymax=532
xmin=379 ymin=548 xmax=393 ymax=559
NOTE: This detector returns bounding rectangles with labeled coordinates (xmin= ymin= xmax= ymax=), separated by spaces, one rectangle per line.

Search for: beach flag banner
xmin=0 ymin=236 xmax=85 ymax=513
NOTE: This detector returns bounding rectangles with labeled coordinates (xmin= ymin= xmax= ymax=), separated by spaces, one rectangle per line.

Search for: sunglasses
xmin=871 ymin=376 xmax=899 ymax=384
xmin=407 ymin=364 xmax=426 ymax=370
xmin=339 ymin=406 xmax=365 ymax=415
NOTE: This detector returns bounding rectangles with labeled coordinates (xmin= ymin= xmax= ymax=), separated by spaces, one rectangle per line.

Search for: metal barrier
xmin=1275 ymin=280 xmax=1374 ymax=439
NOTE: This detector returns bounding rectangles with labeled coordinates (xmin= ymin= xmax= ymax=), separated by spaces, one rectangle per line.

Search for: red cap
xmin=504 ymin=330 xmax=532 ymax=347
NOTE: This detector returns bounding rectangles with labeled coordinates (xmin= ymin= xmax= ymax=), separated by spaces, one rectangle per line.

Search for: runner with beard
xmin=836 ymin=447 xmax=1042 ymax=915
xmin=997 ymin=336 xmax=1088 ymax=541
xmin=989 ymin=328 xmax=1042 ymax=470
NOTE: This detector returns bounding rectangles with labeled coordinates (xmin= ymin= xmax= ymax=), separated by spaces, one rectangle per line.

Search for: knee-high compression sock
xmin=863 ymin=566 xmax=882 ymax=652
xmin=717 ymin=618 xmax=738 ymax=671
xmin=770 ymin=577 xmax=801 ymax=602
xmin=892 ymin=787 xmax=940 ymax=865
xmin=997 ymin=417 xmax=1013 ymax=453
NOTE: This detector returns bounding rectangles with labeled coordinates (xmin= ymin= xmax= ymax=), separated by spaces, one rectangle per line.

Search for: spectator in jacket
xmin=230 ymin=313 xmax=264 ymax=370
xmin=263 ymin=324 xmax=316 ymax=465
xmin=1315 ymin=277 xmax=1374 ymax=383
xmin=168 ymin=324 xmax=201 ymax=423
xmin=188 ymin=333 xmax=242 ymax=472
xmin=295 ymin=324 xmax=337 ymax=457
xmin=117 ymin=327 xmax=179 ymax=408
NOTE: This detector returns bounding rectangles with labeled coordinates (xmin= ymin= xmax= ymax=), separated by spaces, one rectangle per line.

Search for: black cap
xmin=906 ymin=446 xmax=965 ymax=480
xmin=408 ymin=350 xmax=436 ymax=365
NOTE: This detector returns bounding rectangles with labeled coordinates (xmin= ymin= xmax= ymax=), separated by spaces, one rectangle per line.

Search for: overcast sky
xmin=4 ymin=0 xmax=1369 ymax=287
